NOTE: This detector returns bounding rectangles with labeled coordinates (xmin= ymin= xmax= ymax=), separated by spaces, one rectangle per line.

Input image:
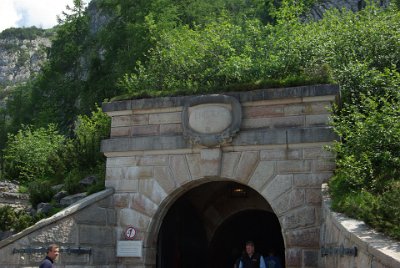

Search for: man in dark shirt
xmin=235 ymin=241 xmax=266 ymax=268
xmin=39 ymin=244 xmax=59 ymax=268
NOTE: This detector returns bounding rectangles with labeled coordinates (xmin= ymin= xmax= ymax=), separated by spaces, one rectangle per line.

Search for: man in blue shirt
xmin=39 ymin=244 xmax=59 ymax=268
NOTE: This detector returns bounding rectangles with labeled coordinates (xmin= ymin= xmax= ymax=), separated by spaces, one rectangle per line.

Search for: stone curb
xmin=321 ymin=184 xmax=400 ymax=267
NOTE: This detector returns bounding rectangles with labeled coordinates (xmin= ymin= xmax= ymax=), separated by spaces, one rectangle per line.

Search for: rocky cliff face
xmin=0 ymin=34 xmax=51 ymax=97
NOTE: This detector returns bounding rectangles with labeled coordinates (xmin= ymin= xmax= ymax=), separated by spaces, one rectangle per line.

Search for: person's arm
xmin=259 ymin=255 xmax=266 ymax=268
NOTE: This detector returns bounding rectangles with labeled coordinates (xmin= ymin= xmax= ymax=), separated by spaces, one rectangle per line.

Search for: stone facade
xmin=100 ymin=85 xmax=339 ymax=267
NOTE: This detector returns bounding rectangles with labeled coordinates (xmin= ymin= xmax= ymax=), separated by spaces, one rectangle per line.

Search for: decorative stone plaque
xmin=182 ymin=95 xmax=241 ymax=147
xmin=117 ymin=240 xmax=143 ymax=257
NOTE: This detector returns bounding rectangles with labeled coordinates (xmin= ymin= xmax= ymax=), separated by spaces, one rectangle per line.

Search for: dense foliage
xmin=0 ymin=0 xmax=399 ymax=239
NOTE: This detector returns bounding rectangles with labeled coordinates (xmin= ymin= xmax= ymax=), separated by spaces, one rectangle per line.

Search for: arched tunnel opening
xmin=156 ymin=181 xmax=285 ymax=268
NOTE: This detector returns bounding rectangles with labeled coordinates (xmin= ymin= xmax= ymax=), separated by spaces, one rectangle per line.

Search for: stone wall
xmin=101 ymin=84 xmax=340 ymax=267
xmin=319 ymin=184 xmax=400 ymax=268
xmin=0 ymin=189 xmax=116 ymax=268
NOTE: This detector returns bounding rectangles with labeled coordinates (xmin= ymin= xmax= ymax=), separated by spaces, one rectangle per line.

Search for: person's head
xmin=46 ymin=244 xmax=60 ymax=261
xmin=245 ymin=241 xmax=255 ymax=256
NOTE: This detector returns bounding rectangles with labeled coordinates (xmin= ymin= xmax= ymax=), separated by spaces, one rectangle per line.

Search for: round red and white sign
xmin=124 ymin=226 xmax=137 ymax=240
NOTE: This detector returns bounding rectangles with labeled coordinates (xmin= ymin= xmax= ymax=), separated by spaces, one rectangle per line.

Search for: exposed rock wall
xmin=0 ymin=37 xmax=50 ymax=92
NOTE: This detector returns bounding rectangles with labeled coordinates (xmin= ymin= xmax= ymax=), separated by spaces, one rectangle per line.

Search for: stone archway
xmin=154 ymin=181 xmax=285 ymax=268
xmin=101 ymin=85 xmax=339 ymax=267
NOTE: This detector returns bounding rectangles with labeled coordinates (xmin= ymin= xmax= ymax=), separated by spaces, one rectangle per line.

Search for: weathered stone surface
xmin=189 ymin=104 xmax=232 ymax=133
xmin=79 ymin=225 xmax=114 ymax=245
xmin=131 ymin=193 xmax=158 ymax=217
xmin=260 ymin=148 xmax=303 ymax=160
xmin=262 ymin=174 xmax=293 ymax=201
xmin=282 ymin=207 xmax=315 ymax=229
xmin=131 ymin=125 xmax=159 ymax=136
xmin=293 ymin=173 xmax=333 ymax=187
xmin=220 ymin=152 xmax=241 ymax=179
xmin=149 ymin=112 xmax=181 ymax=124
xmin=289 ymin=188 xmax=305 ymax=209
xmin=153 ymin=166 xmax=176 ymax=194
xmin=233 ymin=151 xmax=259 ymax=183
xmin=276 ymin=160 xmax=312 ymax=173
xmin=119 ymin=208 xmax=151 ymax=230
xmin=200 ymin=148 xmax=222 ymax=177
xmin=304 ymin=249 xmax=319 ymax=267
xmin=75 ymin=205 xmax=109 ymax=225
xmin=169 ymin=155 xmax=191 ymax=186
xmin=105 ymin=178 xmax=139 ymax=193
xmin=31 ymin=218 xmax=78 ymax=243
xmin=286 ymin=227 xmax=320 ymax=247
xmin=285 ymin=248 xmax=302 ymax=267
xmin=248 ymin=161 xmax=275 ymax=191
xmin=186 ymin=154 xmax=202 ymax=180
xmin=126 ymin=166 xmax=153 ymax=180
xmin=139 ymin=179 xmax=167 ymax=205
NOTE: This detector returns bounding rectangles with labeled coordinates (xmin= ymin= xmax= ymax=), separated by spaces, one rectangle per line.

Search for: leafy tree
xmin=73 ymin=105 xmax=110 ymax=169
xmin=3 ymin=124 xmax=70 ymax=183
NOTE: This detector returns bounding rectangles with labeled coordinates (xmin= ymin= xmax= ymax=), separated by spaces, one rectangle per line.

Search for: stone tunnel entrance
xmin=156 ymin=181 xmax=285 ymax=268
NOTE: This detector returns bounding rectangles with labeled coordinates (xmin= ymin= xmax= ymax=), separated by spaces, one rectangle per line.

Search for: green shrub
xmin=329 ymin=93 xmax=400 ymax=240
xmin=3 ymin=124 xmax=70 ymax=183
xmin=0 ymin=205 xmax=34 ymax=232
xmin=27 ymin=180 xmax=55 ymax=208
